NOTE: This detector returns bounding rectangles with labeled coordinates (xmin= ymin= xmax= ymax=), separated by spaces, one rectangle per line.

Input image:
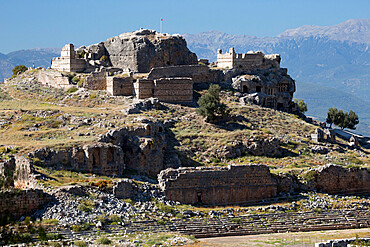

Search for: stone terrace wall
xmin=308 ymin=164 xmax=370 ymax=194
xmin=0 ymin=189 xmax=52 ymax=219
xmin=147 ymin=65 xmax=220 ymax=83
xmin=37 ymin=70 xmax=73 ymax=89
xmin=154 ymin=77 xmax=193 ymax=103
xmin=158 ymin=165 xmax=277 ymax=205
xmin=106 ymin=76 xmax=133 ymax=96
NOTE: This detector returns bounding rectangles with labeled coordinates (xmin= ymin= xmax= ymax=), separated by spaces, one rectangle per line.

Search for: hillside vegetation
xmin=1 ymin=70 xmax=369 ymax=174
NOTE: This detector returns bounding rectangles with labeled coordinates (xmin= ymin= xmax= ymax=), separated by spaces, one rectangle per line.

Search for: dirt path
xmin=196 ymin=228 xmax=370 ymax=247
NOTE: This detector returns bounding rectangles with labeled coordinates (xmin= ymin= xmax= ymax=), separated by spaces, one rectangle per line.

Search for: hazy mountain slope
xmin=295 ymin=81 xmax=370 ymax=136
xmin=183 ymin=19 xmax=370 ymax=102
xmin=0 ymin=48 xmax=59 ymax=81
xmin=279 ymin=19 xmax=370 ymax=44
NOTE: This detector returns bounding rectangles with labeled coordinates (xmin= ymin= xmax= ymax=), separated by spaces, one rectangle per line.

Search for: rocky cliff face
xmin=103 ymin=29 xmax=198 ymax=72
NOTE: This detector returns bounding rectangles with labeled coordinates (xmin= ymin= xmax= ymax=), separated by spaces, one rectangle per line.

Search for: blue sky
xmin=0 ymin=0 xmax=369 ymax=53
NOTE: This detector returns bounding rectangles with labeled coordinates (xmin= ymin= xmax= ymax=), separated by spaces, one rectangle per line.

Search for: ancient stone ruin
xmin=217 ymin=48 xmax=281 ymax=71
xmin=158 ymin=165 xmax=278 ymax=205
xmin=158 ymin=164 xmax=370 ymax=206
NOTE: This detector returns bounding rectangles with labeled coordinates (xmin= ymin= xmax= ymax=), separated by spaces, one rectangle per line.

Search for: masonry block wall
xmin=106 ymin=76 xmax=134 ymax=96
xmin=158 ymin=165 xmax=277 ymax=205
xmin=217 ymin=48 xmax=281 ymax=71
xmin=0 ymin=189 xmax=52 ymax=219
xmin=154 ymin=77 xmax=193 ymax=103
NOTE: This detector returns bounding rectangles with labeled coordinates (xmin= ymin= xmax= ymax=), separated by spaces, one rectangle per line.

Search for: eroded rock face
xmin=103 ymin=29 xmax=198 ymax=72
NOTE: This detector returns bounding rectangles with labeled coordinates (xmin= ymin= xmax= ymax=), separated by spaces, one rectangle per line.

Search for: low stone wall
xmin=0 ymin=189 xmax=52 ymax=219
xmin=154 ymin=77 xmax=193 ymax=103
xmin=159 ymin=165 xmax=277 ymax=205
xmin=315 ymin=237 xmax=370 ymax=247
xmin=106 ymin=76 xmax=133 ymax=96
xmin=147 ymin=65 xmax=220 ymax=83
xmin=37 ymin=70 xmax=73 ymax=89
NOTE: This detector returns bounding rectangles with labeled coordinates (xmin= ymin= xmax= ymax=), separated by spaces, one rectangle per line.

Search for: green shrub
xmin=294 ymin=98 xmax=308 ymax=114
xmin=77 ymin=78 xmax=84 ymax=88
xmin=66 ymin=87 xmax=78 ymax=94
xmin=72 ymin=76 xmax=80 ymax=83
xmin=46 ymin=233 xmax=64 ymax=240
xmin=196 ymin=84 xmax=229 ymax=122
xmin=74 ymin=240 xmax=88 ymax=247
xmin=12 ymin=65 xmax=27 ymax=77
xmin=302 ymin=170 xmax=317 ymax=182
xmin=175 ymin=213 xmax=184 ymax=219
xmin=96 ymin=236 xmax=112 ymax=245
xmin=77 ymin=199 xmax=95 ymax=212
xmin=230 ymin=217 xmax=242 ymax=223
xmin=71 ymin=223 xmax=90 ymax=232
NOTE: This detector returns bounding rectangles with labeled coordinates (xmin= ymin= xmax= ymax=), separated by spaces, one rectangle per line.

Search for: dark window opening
xmin=159 ymin=127 xmax=163 ymax=132
xmin=166 ymin=61 xmax=170 ymax=65
xmin=277 ymin=103 xmax=284 ymax=110
xmin=239 ymin=65 xmax=243 ymax=69
xmin=197 ymin=192 xmax=202 ymax=204
xmin=242 ymin=85 xmax=248 ymax=93
xmin=256 ymin=86 xmax=262 ymax=92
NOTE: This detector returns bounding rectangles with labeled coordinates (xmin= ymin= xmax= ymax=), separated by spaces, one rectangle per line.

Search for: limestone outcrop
xmin=103 ymin=29 xmax=198 ymax=72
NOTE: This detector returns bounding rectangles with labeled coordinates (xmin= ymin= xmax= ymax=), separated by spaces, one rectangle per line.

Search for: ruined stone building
xmin=51 ymin=44 xmax=87 ymax=72
xmin=46 ymin=31 xmax=297 ymax=108
xmin=216 ymin=48 xmax=297 ymax=112
xmin=158 ymin=165 xmax=278 ymax=205
xmin=217 ymin=48 xmax=280 ymax=71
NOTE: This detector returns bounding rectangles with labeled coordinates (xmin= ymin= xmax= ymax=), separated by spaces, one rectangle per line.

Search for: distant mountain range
xmin=183 ymin=19 xmax=370 ymax=136
xmin=0 ymin=19 xmax=369 ymax=135
xmin=183 ymin=19 xmax=370 ymax=103
xmin=0 ymin=48 xmax=60 ymax=81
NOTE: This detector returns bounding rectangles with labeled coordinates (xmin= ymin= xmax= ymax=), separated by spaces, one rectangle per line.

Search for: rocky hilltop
xmin=82 ymin=29 xmax=198 ymax=73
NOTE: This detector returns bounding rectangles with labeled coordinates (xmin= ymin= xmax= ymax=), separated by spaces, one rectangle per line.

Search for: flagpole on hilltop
xmin=160 ymin=18 xmax=163 ymax=33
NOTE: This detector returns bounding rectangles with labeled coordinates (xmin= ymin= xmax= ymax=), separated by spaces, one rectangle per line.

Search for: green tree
xmin=334 ymin=109 xmax=345 ymax=127
xmin=345 ymin=110 xmax=359 ymax=130
xmin=196 ymin=84 xmax=229 ymax=122
xmin=12 ymin=65 xmax=27 ymax=77
xmin=326 ymin=107 xmax=338 ymax=128
xmin=294 ymin=98 xmax=307 ymax=114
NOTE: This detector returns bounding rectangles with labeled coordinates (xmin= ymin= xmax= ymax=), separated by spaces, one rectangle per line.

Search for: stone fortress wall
xmin=159 ymin=164 xmax=370 ymax=206
xmin=159 ymin=165 xmax=278 ymax=205
xmin=217 ymin=48 xmax=281 ymax=71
